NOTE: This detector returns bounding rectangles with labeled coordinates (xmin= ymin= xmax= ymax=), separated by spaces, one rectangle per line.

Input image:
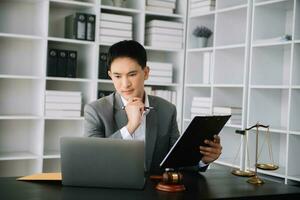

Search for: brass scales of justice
xmin=231 ymin=122 xmax=279 ymax=185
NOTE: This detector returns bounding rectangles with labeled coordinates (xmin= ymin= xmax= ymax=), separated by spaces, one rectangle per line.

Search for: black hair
xmin=107 ymin=40 xmax=147 ymax=70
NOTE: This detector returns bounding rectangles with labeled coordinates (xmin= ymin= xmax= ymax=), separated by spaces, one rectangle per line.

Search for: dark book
xmin=86 ymin=14 xmax=96 ymax=41
xmin=98 ymin=90 xmax=113 ymax=99
xmin=47 ymin=49 xmax=58 ymax=77
xmin=65 ymin=13 xmax=86 ymax=40
xmin=57 ymin=50 xmax=68 ymax=77
xmin=98 ymin=52 xmax=109 ymax=79
xmin=66 ymin=51 xmax=77 ymax=78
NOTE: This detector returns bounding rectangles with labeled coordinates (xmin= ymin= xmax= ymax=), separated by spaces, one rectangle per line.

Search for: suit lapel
xmin=145 ymin=95 xmax=158 ymax=171
xmin=113 ymin=93 xmax=128 ymax=130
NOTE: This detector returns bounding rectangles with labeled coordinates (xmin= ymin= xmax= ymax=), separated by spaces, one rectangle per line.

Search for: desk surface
xmin=1 ymin=169 xmax=300 ymax=200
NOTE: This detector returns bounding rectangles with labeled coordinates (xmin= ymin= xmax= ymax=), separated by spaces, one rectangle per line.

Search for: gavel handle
xmin=149 ymin=175 xmax=163 ymax=180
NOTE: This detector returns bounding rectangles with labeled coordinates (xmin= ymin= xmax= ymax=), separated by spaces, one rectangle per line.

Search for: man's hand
xmin=125 ymin=97 xmax=145 ymax=134
xmin=199 ymin=135 xmax=222 ymax=164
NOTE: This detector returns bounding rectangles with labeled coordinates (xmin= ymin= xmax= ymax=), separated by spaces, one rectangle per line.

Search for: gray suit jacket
xmin=84 ymin=92 xmax=179 ymax=173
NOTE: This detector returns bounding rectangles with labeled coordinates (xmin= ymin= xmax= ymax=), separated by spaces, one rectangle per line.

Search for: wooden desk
xmin=1 ymin=169 xmax=300 ymax=199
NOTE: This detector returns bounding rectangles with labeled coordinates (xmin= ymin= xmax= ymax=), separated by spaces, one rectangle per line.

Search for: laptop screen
xmin=60 ymin=137 xmax=145 ymax=189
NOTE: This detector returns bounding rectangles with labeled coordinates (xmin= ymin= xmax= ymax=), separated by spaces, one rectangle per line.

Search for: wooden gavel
xmin=150 ymin=171 xmax=183 ymax=184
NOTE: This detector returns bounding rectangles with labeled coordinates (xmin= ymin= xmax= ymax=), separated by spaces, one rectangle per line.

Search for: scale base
xmin=156 ymin=182 xmax=185 ymax=192
xmin=247 ymin=175 xmax=264 ymax=185
xmin=231 ymin=169 xmax=255 ymax=177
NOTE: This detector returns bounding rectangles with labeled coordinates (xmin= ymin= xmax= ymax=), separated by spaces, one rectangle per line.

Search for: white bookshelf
xmin=43 ymin=158 xmax=61 ymax=173
xmin=184 ymin=0 xmax=300 ymax=184
xmin=184 ymin=0 xmax=252 ymax=175
xmin=247 ymin=0 xmax=299 ymax=184
xmin=43 ymin=120 xmax=84 ymax=157
xmin=0 ymin=0 xmax=187 ymax=177
xmin=1 ymin=0 xmax=300 ymax=185
xmin=98 ymin=0 xmax=187 ymax=123
xmin=0 ymin=0 xmax=47 ymax=37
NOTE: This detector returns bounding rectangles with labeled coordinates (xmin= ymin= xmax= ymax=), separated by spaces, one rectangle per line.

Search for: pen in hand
xmin=121 ymin=106 xmax=154 ymax=111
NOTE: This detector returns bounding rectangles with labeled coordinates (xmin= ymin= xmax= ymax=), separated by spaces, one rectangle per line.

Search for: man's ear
xmin=108 ymin=70 xmax=112 ymax=79
xmin=144 ymin=66 xmax=150 ymax=80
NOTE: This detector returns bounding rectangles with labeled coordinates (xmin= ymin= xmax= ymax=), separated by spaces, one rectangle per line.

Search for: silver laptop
xmin=60 ymin=137 xmax=145 ymax=189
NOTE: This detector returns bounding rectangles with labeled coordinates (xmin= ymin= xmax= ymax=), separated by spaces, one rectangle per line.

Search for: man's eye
xmin=129 ymin=73 xmax=136 ymax=77
xmin=114 ymin=75 xmax=121 ymax=78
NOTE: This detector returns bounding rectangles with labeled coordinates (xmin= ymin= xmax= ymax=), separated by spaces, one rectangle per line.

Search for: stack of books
xmin=191 ymin=97 xmax=211 ymax=118
xmin=145 ymin=87 xmax=177 ymax=105
xmin=145 ymin=20 xmax=183 ymax=49
xmin=99 ymin=13 xmax=133 ymax=44
xmin=45 ymin=90 xmax=82 ymax=117
xmin=189 ymin=0 xmax=216 ymax=15
xmin=202 ymin=52 xmax=213 ymax=84
xmin=213 ymin=106 xmax=242 ymax=125
xmin=147 ymin=61 xmax=173 ymax=83
xmin=146 ymin=0 xmax=177 ymax=14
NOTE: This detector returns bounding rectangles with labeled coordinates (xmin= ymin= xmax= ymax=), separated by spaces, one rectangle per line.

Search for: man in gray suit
xmin=84 ymin=40 xmax=222 ymax=173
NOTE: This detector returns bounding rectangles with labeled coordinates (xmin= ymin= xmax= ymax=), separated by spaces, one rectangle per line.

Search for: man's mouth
xmin=122 ymin=90 xmax=134 ymax=94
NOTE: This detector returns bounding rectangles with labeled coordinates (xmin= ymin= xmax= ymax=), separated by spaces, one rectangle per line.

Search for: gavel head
xmin=162 ymin=171 xmax=183 ymax=184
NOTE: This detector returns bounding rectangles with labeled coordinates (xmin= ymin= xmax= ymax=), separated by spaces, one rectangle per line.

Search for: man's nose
xmin=121 ymin=77 xmax=131 ymax=88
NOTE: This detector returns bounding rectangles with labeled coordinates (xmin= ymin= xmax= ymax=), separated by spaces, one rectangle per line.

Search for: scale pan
xmin=256 ymin=163 xmax=279 ymax=170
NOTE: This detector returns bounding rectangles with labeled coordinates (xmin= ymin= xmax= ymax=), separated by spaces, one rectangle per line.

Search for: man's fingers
xmin=127 ymin=99 xmax=144 ymax=108
xmin=200 ymin=150 xmax=219 ymax=159
xmin=200 ymin=150 xmax=210 ymax=156
xmin=204 ymin=139 xmax=222 ymax=148
xmin=127 ymin=97 xmax=142 ymax=103
xmin=132 ymin=97 xmax=142 ymax=102
xmin=213 ymin=135 xmax=220 ymax=143
xmin=200 ymin=135 xmax=222 ymax=163
xmin=200 ymin=146 xmax=221 ymax=154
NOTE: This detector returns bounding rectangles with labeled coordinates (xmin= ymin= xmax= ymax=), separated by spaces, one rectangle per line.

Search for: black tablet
xmin=160 ymin=115 xmax=231 ymax=169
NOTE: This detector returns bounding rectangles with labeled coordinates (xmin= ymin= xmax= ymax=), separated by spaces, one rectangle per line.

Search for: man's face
xmin=108 ymin=57 xmax=149 ymax=100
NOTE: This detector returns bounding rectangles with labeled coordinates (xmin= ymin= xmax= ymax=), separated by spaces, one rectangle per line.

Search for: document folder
xmin=160 ymin=115 xmax=231 ymax=169
xmin=57 ymin=50 xmax=68 ymax=77
xmin=86 ymin=14 xmax=96 ymax=41
xmin=66 ymin=51 xmax=77 ymax=78
xmin=17 ymin=173 xmax=62 ymax=181
xmin=65 ymin=13 xmax=86 ymax=40
xmin=47 ymin=49 xmax=58 ymax=77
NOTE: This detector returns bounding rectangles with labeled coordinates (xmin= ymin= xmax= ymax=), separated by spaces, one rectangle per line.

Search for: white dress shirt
xmin=119 ymin=92 xmax=208 ymax=168
xmin=119 ymin=93 xmax=150 ymax=141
